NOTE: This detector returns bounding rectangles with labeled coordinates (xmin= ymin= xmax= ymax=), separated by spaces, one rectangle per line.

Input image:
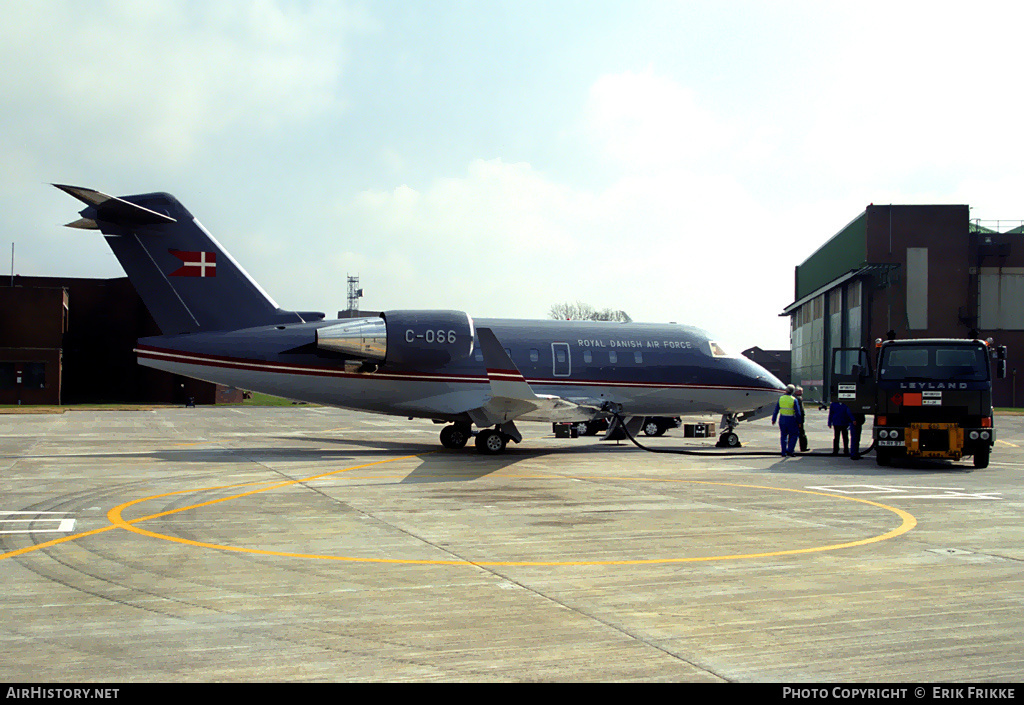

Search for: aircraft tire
xmin=720 ymin=432 xmax=740 ymax=448
xmin=475 ymin=429 xmax=507 ymax=455
xmin=643 ymin=419 xmax=663 ymax=437
xmin=440 ymin=424 xmax=471 ymax=449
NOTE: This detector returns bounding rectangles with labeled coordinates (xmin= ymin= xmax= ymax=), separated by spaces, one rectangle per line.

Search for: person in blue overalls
xmin=850 ymin=412 xmax=866 ymax=461
xmin=828 ymin=399 xmax=854 ymax=456
xmin=772 ymin=384 xmax=800 ymax=457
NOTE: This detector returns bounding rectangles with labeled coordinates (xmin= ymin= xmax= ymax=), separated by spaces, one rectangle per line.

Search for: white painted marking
xmin=0 ymin=513 xmax=77 ymax=534
xmin=928 ymin=548 xmax=973 ymax=555
xmin=806 ymin=484 xmax=1003 ymax=500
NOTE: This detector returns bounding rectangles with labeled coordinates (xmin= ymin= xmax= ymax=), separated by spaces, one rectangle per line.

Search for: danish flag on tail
xmin=169 ymin=250 xmax=217 ymax=277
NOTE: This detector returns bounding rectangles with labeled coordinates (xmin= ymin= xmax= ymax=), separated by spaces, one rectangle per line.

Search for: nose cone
xmin=733 ymin=357 xmax=785 ymax=420
xmin=739 ymin=356 xmax=787 ymax=391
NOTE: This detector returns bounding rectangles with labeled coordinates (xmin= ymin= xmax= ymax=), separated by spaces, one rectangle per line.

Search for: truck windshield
xmin=879 ymin=344 xmax=989 ymax=382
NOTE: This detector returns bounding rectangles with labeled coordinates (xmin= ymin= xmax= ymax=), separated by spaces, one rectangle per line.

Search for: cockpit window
xmin=709 ymin=341 xmax=733 ymax=358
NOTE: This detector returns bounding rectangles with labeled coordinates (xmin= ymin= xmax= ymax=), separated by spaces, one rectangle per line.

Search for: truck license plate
xmin=877 ymin=440 xmax=903 ymax=447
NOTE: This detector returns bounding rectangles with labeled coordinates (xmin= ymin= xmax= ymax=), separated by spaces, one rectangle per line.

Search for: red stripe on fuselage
xmin=135 ymin=344 xmax=782 ymax=393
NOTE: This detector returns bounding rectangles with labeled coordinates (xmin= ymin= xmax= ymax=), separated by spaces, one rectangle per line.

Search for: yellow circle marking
xmin=104 ymin=470 xmax=917 ymax=567
xmin=0 ymin=453 xmax=421 ymax=562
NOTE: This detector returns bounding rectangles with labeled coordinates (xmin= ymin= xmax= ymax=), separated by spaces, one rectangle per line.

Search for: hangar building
xmin=781 ymin=204 xmax=1024 ymax=407
xmin=1 ymin=276 xmax=239 ymax=406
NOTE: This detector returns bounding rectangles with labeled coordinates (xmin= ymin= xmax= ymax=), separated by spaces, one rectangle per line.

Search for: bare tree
xmin=549 ymin=301 xmax=631 ymax=322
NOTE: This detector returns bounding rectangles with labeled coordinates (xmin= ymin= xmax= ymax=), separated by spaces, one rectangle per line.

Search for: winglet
xmin=476 ymin=327 xmax=541 ymax=401
xmin=471 ymin=327 xmax=600 ymax=428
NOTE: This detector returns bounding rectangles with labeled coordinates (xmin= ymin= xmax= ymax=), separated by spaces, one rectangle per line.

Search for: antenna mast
xmin=347 ymin=275 xmax=363 ymax=314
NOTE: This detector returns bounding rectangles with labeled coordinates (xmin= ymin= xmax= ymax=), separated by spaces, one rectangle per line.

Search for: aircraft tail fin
xmin=55 ymin=185 xmax=303 ymax=334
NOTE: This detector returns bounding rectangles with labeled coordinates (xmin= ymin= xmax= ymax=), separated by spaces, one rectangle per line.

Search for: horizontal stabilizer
xmin=53 ymin=184 xmax=177 ymax=227
xmin=64 ymin=217 xmax=100 ymax=230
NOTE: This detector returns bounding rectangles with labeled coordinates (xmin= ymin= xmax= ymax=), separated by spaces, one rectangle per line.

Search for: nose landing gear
xmin=716 ymin=413 xmax=742 ymax=448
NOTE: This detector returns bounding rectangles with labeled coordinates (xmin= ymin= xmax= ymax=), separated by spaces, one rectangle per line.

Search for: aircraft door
xmin=552 ymin=343 xmax=571 ymax=377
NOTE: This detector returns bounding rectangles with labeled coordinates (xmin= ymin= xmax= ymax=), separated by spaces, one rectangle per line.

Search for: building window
xmin=0 ymin=363 xmax=15 ymax=390
xmin=23 ymin=363 xmax=45 ymax=389
xmin=979 ymin=268 xmax=1024 ymax=330
xmin=846 ymin=280 xmax=862 ymax=348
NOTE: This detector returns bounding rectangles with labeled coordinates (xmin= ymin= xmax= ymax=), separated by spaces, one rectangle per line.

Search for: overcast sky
xmin=4 ymin=1 xmax=1023 ymax=351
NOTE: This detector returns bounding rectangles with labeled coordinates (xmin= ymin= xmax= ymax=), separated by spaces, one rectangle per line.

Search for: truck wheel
xmin=973 ymin=445 xmax=990 ymax=469
xmin=876 ymin=448 xmax=891 ymax=466
xmin=643 ymin=419 xmax=663 ymax=436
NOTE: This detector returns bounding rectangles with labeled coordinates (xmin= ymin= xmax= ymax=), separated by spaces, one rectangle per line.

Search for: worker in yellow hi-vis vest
xmin=771 ymin=384 xmax=800 ymax=457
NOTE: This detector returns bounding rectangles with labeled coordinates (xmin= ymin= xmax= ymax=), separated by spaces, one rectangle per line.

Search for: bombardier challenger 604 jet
xmin=56 ymin=184 xmax=785 ymax=454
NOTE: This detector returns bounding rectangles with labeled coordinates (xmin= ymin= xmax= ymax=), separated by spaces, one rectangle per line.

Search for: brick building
xmin=781 ymin=205 xmax=1024 ymax=406
xmin=1 ymin=276 xmax=239 ymax=405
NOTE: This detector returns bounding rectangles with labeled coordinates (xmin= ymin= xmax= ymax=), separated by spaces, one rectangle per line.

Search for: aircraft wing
xmin=466 ymin=327 xmax=601 ymax=428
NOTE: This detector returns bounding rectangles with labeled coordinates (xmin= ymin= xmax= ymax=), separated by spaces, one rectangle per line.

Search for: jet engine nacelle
xmin=316 ymin=310 xmax=475 ymax=368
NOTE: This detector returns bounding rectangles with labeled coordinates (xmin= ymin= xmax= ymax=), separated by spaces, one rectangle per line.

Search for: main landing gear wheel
xmin=440 ymin=424 xmax=471 ymax=449
xmin=475 ymin=429 xmax=507 ymax=455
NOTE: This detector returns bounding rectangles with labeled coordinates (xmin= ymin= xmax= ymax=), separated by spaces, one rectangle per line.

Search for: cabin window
xmin=530 ymin=349 xmax=539 ymax=363
xmin=555 ymin=349 xmax=566 ymax=363
xmin=583 ymin=350 xmax=592 ymax=364
xmin=634 ymin=351 xmax=643 ymax=364
xmin=609 ymin=351 xmax=618 ymax=364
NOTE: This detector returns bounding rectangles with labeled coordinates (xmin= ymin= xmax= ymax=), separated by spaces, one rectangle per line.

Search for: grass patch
xmin=0 ymin=392 xmax=317 ymax=413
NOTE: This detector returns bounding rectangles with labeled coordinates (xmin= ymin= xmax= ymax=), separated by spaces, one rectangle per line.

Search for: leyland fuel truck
xmin=830 ymin=337 xmax=1007 ymax=468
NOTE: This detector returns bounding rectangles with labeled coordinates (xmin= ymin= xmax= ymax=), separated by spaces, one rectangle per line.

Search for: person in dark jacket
xmin=795 ymin=386 xmax=809 ymax=452
xmin=828 ymin=400 xmax=854 ymax=456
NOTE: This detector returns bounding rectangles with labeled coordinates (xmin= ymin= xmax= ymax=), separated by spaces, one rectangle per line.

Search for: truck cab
xmin=831 ymin=338 xmax=1006 ymax=468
